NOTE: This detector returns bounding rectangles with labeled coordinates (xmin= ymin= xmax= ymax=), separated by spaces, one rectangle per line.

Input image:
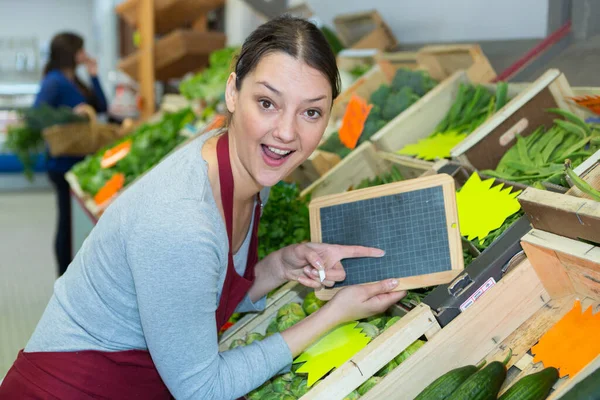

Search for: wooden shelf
xmin=118 ymin=29 xmax=226 ymax=81
xmin=116 ymin=0 xmax=225 ymax=34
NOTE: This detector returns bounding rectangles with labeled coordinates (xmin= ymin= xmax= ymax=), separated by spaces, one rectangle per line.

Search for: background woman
xmin=0 ymin=17 xmax=404 ymax=400
xmin=35 ymin=32 xmax=108 ymax=276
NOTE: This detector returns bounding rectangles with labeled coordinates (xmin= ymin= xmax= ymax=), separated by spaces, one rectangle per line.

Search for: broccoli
xmin=318 ymin=132 xmax=352 ymax=159
xmin=359 ymin=106 xmax=387 ymax=143
xmin=391 ymin=68 xmax=437 ymax=97
xmin=381 ymin=87 xmax=420 ymax=121
xmin=369 ymin=84 xmax=392 ymax=110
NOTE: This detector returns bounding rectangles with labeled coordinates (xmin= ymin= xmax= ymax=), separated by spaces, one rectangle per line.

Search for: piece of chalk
xmin=318 ymin=269 xmax=325 ymax=283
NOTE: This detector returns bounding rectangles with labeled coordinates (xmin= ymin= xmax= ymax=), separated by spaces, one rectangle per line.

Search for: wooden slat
xmin=361 ymin=259 xmax=548 ymax=400
xmin=522 ymin=229 xmax=600 ymax=301
xmin=521 ymin=240 xmax=577 ymax=299
xmin=301 ymin=304 xmax=439 ymax=400
xmin=138 ymin=0 xmax=155 ymax=119
xmin=518 ymin=187 xmax=600 ymax=244
xmin=116 ymin=0 xmax=224 ymax=34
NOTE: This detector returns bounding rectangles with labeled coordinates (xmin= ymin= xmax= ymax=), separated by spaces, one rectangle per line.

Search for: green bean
xmin=541 ymin=133 xmax=564 ymax=164
xmin=554 ymin=119 xmax=588 ymax=139
xmin=547 ymin=108 xmax=591 ymax=137
xmin=565 ymin=159 xmax=600 ymax=201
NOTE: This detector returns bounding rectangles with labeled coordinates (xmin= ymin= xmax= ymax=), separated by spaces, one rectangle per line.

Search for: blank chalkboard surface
xmin=310 ymin=174 xmax=463 ymax=300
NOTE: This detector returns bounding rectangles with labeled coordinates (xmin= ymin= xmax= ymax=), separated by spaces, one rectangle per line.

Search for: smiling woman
xmin=0 ymin=16 xmax=405 ymax=400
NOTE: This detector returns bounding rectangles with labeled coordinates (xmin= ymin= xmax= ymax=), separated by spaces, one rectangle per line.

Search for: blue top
xmin=25 ymin=131 xmax=292 ymax=400
xmin=34 ymin=69 xmax=108 ymax=173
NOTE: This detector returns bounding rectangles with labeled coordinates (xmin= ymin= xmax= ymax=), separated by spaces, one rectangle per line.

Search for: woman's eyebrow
xmin=257 ymin=81 xmax=280 ymax=95
xmin=257 ymin=81 xmax=326 ymax=102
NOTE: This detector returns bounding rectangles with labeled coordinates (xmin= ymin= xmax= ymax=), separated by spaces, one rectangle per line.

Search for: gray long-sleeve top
xmin=26 ymin=131 xmax=293 ymax=399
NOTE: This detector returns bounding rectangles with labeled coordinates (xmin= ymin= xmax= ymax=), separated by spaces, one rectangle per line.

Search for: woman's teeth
xmin=268 ymin=146 xmax=291 ymax=156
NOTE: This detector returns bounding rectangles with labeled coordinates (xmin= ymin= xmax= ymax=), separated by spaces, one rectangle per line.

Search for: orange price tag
xmin=338 ymin=94 xmax=373 ymax=150
xmin=101 ymin=139 xmax=132 ymax=169
xmin=93 ymin=173 xmax=125 ymax=207
xmin=204 ymin=114 xmax=226 ymax=132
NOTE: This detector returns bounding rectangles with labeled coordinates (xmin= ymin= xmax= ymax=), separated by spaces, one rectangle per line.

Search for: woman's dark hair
xmin=44 ymin=32 xmax=98 ymax=109
xmin=233 ymin=15 xmax=340 ymax=101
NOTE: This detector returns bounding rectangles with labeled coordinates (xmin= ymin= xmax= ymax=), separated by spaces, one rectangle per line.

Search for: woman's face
xmin=225 ymin=52 xmax=333 ymax=188
xmin=75 ymin=49 xmax=87 ymax=65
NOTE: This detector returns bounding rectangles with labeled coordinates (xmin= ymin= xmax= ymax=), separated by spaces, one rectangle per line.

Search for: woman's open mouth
xmin=261 ymin=144 xmax=295 ymax=167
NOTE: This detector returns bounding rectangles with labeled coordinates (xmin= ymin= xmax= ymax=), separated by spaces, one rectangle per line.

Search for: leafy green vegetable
xmin=246 ymin=332 xmax=265 ymax=345
xmin=357 ymin=376 xmax=382 ymax=396
xmin=72 ymin=108 xmax=195 ymax=196
xmin=395 ymin=339 xmax=426 ymax=364
xmin=3 ymin=105 xmax=87 ymax=179
xmin=258 ymin=182 xmax=311 ymax=260
xmin=302 ymin=291 xmax=326 ymax=315
xmin=349 ymin=64 xmax=371 ymax=80
xmin=179 ymin=47 xmax=239 ymax=102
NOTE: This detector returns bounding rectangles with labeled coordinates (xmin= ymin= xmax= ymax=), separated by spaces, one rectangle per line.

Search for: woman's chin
xmin=255 ymin=170 xmax=290 ymax=187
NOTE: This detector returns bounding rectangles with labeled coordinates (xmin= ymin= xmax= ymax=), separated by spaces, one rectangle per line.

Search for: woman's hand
xmin=279 ymin=243 xmax=385 ymax=289
xmin=325 ymin=279 xmax=407 ymax=324
xmin=280 ymin=278 xmax=405 ymax=357
xmin=84 ymin=56 xmax=98 ymax=76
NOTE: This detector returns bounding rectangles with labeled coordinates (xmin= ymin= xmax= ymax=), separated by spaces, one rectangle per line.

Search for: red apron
xmin=0 ymin=132 xmax=261 ymax=399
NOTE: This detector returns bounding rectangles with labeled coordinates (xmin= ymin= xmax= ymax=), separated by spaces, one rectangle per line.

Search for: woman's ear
xmin=225 ymin=72 xmax=238 ymax=114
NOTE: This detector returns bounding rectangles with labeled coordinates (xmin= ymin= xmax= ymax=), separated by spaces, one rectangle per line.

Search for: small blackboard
xmin=310 ymin=174 xmax=463 ymax=300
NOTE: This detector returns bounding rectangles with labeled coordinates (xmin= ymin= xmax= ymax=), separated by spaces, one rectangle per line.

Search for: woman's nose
xmin=273 ymin=112 xmax=297 ymax=143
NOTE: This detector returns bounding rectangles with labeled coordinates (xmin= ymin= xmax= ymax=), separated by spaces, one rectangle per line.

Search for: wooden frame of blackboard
xmin=309 ymin=173 xmax=464 ymax=300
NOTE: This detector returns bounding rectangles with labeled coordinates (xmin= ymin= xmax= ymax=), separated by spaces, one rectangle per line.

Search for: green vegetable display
xmin=481 ymin=109 xmax=600 ymax=187
xmin=349 ymin=64 xmax=371 ymax=80
xmin=356 ymin=322 xmax=380 ymax=339
xmin=302 ymin=292 xmax=326 ymax=315
xmin=72 ymin=108 xmax=195 ymax=196
xmin=258 ymin=182 xmax=311 ymax=260
xmin=4 ymin=105 xmax=87 ymax=179
xmin=414 ymin=362 xmax=485 ymax=400
xmin=395 ymin=340 xmax=426 ymax=365
xmin=179 ymin=47 xmax=239 ymax=102
xmin=446 ymin=350 xmax=512 ymax=400
xmin=353 ymin=166 xmax=404 ymax=190
xmin=357 ymin=376 xmax=383 ymax=396
xmin=318 ymin=68 xmax=438 ymax=158
xmin=498 ymin=367 xmax=559 ymax=400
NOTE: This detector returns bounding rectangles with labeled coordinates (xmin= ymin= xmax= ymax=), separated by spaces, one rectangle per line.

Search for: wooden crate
xmin=284 ymin=151 xmax=341 ymax=190
xmin=300 ymin=141 xmax=431 ymax=200
xmin=374 ymin=50 xmax=421 ymax=82
xmin=221 ymin=279 xmax=439 ymax=400
xmin=451 ymin=68 xmax=582 ymax=172
xmin=116 ymin=0 xmax=224 ymax=35
xmin=416 ymin=44 xmax=497 ymax=84
xmin=359 ymin=228 xmax=600 ymax=399
xmin=370 ymin=71 xmax=523 ymax=169
xmin=333 ymin=10 xmax=398 ymax=51
xmin=119 ymin=29 xmax=226 ymax=81
xmin=517 ymin=150 xmax=600 ymax=244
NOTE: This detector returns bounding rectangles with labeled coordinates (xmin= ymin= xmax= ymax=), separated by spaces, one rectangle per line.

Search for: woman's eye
xmin=305 ymin=109 xmax=321 ymax=119
xmin=260 ymin=100 xmax=273 ymax=109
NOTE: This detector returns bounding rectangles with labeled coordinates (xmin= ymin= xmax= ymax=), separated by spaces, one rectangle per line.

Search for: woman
xmin=0 ymin=17 xmax=405 ymax=399
xmin=35 ymin=32 xmax=108 ymax=277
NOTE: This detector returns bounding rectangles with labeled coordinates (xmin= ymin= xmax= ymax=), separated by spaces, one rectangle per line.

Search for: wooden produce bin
xmin=517 ymin=150 xmax=600 ymax=244
xmin=119 ymin=29 xmax=227 ymax=81
xmin=116 ymin=0 xmax=224 ymax=35
xmin=333 ymin=10 xmax=398 ymax=51
xmin=375 ymin=50 xmax=421 ymax=82
xmin=370 ymin=70 xmax=523 ymax=170
xmin=416 ymin=44 xmax=497 ymax=84
xmin=300 ymin=141 xmax=431 ymax=200
xmin=220 ymin=281 xmax=440 ymax=400
xmin=451 ymin=68 xmax=582 ymax=173
xmin=360 ymin=229 xmax=600 ymax=399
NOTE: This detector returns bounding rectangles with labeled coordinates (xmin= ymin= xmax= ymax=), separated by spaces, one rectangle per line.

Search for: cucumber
xmin=414 ymin=364 xmax=482 ymax=400
xmin=559 ymin=366 xmax=600 ymax=400
xmin=498 ymin=367 xmax=559 ymax=400
xmin=447 ymin=350 xmax=512 ymax=400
